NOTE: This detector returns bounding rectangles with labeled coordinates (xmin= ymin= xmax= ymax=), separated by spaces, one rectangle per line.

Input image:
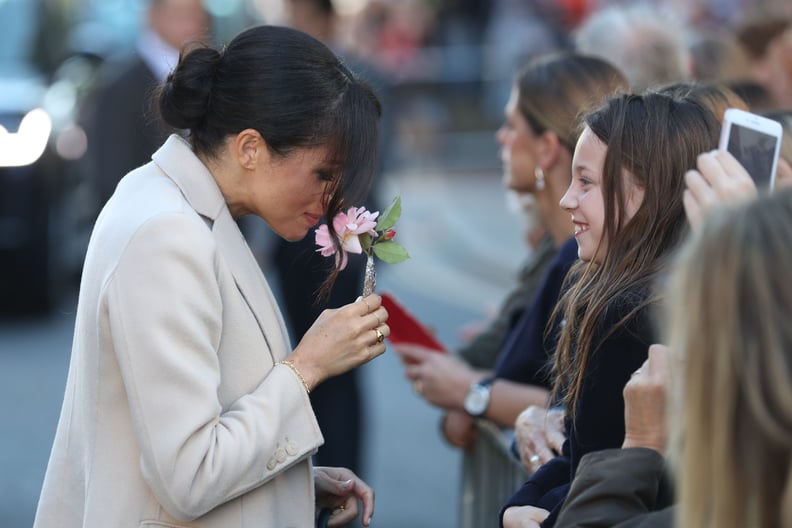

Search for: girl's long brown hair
xmin=551 ymin=92 xmax=720 ymax=418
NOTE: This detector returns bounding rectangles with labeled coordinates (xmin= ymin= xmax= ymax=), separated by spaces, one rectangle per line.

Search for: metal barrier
xmin=460 ymin=420 xmax=531 ymax=528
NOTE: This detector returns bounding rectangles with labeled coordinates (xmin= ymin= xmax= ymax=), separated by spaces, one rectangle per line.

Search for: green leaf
xmin=375 ymin=196 xmax=402 ymax=231
xmin=359 ymin=233 xmax=373 ymax=252
xmin=372 ymin=241 xmax=410 ymax=264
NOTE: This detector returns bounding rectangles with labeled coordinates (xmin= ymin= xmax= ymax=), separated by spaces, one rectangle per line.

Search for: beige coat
xmin=34 ymin=135 xmax=324 ymax=528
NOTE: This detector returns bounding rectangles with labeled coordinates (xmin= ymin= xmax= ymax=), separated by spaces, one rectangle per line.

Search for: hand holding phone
xmin=683 ymin=149 xmax=758 ymax=229
xmin=719 ymin=108 xmax=783 ymax=190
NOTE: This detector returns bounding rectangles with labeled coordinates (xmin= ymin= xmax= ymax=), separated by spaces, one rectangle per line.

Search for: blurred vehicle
xmin=0 ymin=0 xmax=98 ymax=313
xmin=0 ymin=0 xmax=285 ymax=314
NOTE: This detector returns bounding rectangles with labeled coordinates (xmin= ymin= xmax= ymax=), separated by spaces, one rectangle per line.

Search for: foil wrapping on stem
xmin=363 ymin=254 xmax=376 ymax=297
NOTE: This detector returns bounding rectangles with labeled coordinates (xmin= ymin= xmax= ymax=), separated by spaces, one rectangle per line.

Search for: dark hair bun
xmin=159 ymin=47 xmax=221 ymax=130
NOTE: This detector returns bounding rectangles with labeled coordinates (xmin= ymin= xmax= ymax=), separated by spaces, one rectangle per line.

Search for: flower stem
xmin=363 ymin=253 xmax=376 ymax=296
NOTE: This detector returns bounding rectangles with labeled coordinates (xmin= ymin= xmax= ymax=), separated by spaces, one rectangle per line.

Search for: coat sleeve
xmin=105 ymin=211 xmax=323 ymax=521
xmin=555 ymin=448 xmax=674 ymax=528
xmin=500 ymin=452 xmax=571 ymax=527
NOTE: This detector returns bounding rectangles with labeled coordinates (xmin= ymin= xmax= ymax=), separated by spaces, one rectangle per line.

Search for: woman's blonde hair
xmin=667 ymin=188 xmax=792 ymax=528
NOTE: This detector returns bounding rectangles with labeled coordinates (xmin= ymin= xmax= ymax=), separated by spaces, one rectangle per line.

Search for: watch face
xmin=464 ymin=384 xmax=490 ymax=416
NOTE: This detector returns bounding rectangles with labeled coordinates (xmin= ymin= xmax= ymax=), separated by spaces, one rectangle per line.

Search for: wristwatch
xmin=464 ymin=377 xmax=495 ymax=417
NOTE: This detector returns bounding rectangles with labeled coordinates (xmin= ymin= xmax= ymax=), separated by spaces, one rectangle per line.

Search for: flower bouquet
xmin=315 ymin=196 xmax=409 ymax=296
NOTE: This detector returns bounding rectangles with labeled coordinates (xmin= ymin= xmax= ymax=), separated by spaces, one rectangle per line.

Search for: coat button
xmin=285 ymin=440 xmax=298 ymax=456
xmin=266 ymin=457 xmax=277 ymax=471
xmin=275 ymin=447 xmax=287 ymax=463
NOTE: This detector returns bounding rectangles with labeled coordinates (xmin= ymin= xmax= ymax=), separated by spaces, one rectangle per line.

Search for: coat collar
xmin=152 ymin=134 xmax=227 ymax=221
xmin=151 ymin=134 xmax=291 ymax=361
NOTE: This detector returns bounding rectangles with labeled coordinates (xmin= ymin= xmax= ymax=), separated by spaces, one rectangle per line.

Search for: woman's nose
xmin=495 ymin=126 xmax=508 ymax=145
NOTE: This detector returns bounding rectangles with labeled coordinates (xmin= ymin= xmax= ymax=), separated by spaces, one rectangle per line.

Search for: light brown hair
xmin=668 ymin=188 xmax=792 ymax=528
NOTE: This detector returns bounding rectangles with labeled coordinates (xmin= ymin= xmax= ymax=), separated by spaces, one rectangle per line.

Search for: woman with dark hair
xmin=501 ymin=92 xmax=721 ymax=527
xmin=34 ymin=25 xmax=386 ymax=528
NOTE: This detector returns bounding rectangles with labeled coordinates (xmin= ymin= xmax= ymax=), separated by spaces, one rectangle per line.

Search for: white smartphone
xmin=719 ymin=108 xmax=783 ymax=190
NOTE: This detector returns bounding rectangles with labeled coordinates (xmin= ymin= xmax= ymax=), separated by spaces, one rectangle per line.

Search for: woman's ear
xmin=234 ymin=129 xmax=268 ymax=171
xmin=536 ymin=131 xmax=562 ymax=171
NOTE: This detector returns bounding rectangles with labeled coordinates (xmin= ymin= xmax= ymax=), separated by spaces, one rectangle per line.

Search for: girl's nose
xmin=559 ymin=186 xmax=576 ymax=211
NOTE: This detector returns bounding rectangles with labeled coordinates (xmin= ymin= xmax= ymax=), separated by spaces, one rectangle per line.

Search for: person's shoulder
xmin=557 ymin=237 xmax=580 ymax=263
xmin=546 ymin=236 xmax=579 ymax=279
xmin=598 ymin=285 xmax=657 ymax=346
xmin=95 ymin=52 xmax=153 ymax=91
xmin=603 ymin=286 xmax=652 ymax=320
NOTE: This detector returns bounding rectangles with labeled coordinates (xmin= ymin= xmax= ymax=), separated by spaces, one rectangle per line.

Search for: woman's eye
xmin=318 ymin=171 xmax=335 ymax=182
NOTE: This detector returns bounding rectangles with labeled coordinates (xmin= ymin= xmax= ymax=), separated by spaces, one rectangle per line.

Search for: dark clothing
xmin=273 ymin=233 xmax=366 ymax=473
xmin=493 ymin=237 xmax=578 ymax=387
xmin=501 ymin=285 xmax=657 ymax=527
xmin=81 ymin=55 xmax=173 ymax=208
xmin=458 ymin=235 xmax=557 ymax=370
xmin=555 ymin=448 xmax=674 ymax=528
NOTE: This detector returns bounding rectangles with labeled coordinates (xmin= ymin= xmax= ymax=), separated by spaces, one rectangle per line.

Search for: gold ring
xmin=413 ymin=380 xmax=423 ymax=395
xmin=530 ymin=454 xmax=540 ymax=465
xmin=375 ymin=328 xmax=385 ymax=344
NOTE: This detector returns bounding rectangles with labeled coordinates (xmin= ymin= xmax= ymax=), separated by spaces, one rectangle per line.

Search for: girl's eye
xmin=318 ymin=171 xmax=335 ymax=182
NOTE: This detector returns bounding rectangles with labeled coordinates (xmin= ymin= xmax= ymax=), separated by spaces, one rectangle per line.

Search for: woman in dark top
xmin=394 ymin=53 xmax=629 ymax=441
xmin=501 ymin=91 xmax=721 ymax=528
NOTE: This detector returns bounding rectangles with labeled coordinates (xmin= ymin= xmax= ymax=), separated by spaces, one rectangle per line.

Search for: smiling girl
xmin=501 ymin=92 xmax=721 ymax=527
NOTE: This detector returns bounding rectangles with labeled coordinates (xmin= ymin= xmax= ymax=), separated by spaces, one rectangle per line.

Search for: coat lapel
xmin=151 ymin=135 xmax=291 ymax=362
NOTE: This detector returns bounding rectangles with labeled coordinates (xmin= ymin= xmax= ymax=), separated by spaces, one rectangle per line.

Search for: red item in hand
xmin=380 ymin=292 xmax=445 ymax=352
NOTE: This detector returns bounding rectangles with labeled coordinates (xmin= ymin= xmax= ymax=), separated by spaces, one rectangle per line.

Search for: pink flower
xmin=314 ymin=206 xmax=379 ymax=270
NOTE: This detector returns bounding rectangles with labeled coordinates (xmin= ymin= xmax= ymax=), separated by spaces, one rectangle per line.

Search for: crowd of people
xmin=29 ymin=0 xmax=792 ymax=527
xmin=389 ymin=3 xmax=792 ymax=528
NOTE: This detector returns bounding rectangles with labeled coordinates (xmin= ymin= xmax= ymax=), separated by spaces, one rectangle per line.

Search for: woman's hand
xmin=314 ymin=466 xmax=375 ymax=527
xmin=292 ymin=295 xmax=389 ymax=390
xmin=683 ymin=150 xmax=757 ymax=230
xmin=395 ymin=344 xmax=480 ymax=410
xmin=502 ymin=505 xmax=550 ymax=528
xmin=514 ymin=406 xmax=565 ymax=473
xmin=441 ymin=410 xmax=477 ymax=450
xmin=622 ymin=344 xmax=669 ymax=453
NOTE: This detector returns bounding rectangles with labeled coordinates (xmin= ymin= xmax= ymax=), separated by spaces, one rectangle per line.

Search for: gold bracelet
xmin=276 ymin=360 xmax=311 ymax=394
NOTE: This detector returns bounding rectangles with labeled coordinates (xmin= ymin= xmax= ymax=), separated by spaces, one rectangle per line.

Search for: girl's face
xmin=496 ymin=87 xmax=541 ymax=193
xmin=560 ymin=126 xmax=644 ymax=263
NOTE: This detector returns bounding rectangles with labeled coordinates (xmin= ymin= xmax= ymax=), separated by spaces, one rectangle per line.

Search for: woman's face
xmin=560 ymin=126 xmax=644 ymax=263
xmin=246 ymin=145 xmax=336 ymax=241
xmin=496 ymin=87 xmax=540 ymax=193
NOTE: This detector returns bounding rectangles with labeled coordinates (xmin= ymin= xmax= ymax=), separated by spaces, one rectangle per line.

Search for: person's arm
xmin=554 ymin=448 xmax=671 ymax=528
xmin=458 ymin=236 xmax=555 ymax=369
xmin=500 ymin=454 xmax=572 ymax=528
xmin=484 ymin=379 xmax=550 ymax=426
xmin=397 ymin=345 xmax=549 ymax=428
xmin=554 ymin=345 xmax=673 ymax=527
xmin=110 ymin=213 xmax=324 ymax=521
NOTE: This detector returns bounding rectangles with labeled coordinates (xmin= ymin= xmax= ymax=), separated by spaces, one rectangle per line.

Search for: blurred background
xmin=1 ymin=0 xmax=791 ymax=526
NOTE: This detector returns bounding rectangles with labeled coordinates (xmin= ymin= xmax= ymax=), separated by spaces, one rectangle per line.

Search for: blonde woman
xmin=669 ymin=187 xmax=792 ymax=528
